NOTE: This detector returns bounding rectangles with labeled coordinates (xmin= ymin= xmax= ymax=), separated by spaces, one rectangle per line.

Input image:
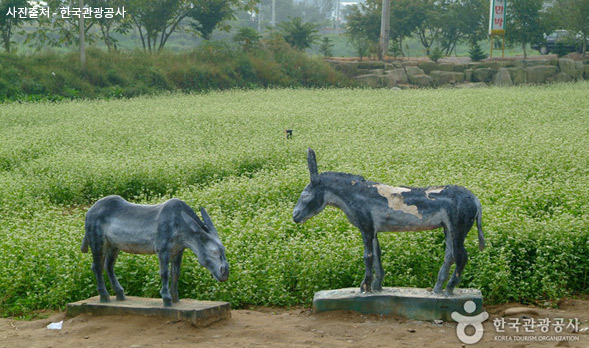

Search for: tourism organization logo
xmin=451 ymin=301 xmax=583 ymax=345
xmin=451 ymin=300 xmax=489 ymax=344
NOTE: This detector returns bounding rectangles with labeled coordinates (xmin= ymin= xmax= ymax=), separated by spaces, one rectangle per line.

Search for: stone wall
xmin=327 ymin=58 xmax=589 ymax=88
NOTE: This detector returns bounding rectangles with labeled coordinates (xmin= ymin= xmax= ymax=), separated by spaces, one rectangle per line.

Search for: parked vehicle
xmin=532 ymin=30 xmax=587 ymax=55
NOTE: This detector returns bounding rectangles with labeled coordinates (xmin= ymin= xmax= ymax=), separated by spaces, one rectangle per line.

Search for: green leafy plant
xmin=469 ymin=41 xmax=487 ymax=61
xmin=428 ymin=47 xmax=444 ymax=62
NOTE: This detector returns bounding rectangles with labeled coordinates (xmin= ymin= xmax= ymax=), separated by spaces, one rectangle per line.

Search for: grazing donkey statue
xmin=82 ymin=195 xmax=229 ymax=306
xmin=293 ymin=148 xmax=485 ymax=296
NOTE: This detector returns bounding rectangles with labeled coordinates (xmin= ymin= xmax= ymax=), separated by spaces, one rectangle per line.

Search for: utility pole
xmin=79 ymin=0 xmax=86 ymax=69
xmin=379 ymin=0 xmax=391 ymax=60
xmin=271 ymin=0 xmax=276 ymax=28
xmin=257 ymin=2 xmax=262 ymax=32
xmin=334 ymin=0 xmax=341 ymax=31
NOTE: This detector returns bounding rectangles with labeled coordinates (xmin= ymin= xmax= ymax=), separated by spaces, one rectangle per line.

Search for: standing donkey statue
xmin=293 ymin=148 xmax=485 ymax=296
xmin=82 ymin=195 xmax=229 ymax=306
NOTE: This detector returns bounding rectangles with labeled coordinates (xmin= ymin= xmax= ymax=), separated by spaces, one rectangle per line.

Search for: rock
xmin=437 ymin=63 xmax=455 ymax=72
xmin=493 ymin=68 xmax=513 ymax=86
xmin=453 ymin=64 xmax=467 ymax=72
xmin=353 ymin=74 xmax=384 ymax=87
xmin=558 ymin=58 xmax=576 ymax=78
xmin=525 ymin=65 xmax=558 ymax=84
xmin=556 ymin=339 xmax=570 ymax=347
xmin=506 ymin=67 xmax=526 ymax=84
xmin=472 ymin=68 xmax=494 ymax=82
xmin=547 ymin=72 xmax=573 ymax=83
xmin=405 ymin=66 xmax=425 ymax=76
xmin=503 ymin=307 xmax=540 ymax=317
xmin=464 ymin=69 xmax=473 ymax=82
xmin=574 ymin=61 xmax=584 ymax=80
xmin=514 ymin=59 xmax=552 ymax=68
xmin=430 ymin=71 xmax=465 ymax=85
xmin=329 ymin=62 xmax=358 ymax=77
xmin=369 ymin=69 xmax=385 ymax=75
xmin=418 ymin=61 xmax=437 ymax=74
xmin=408 ymin=74 xmax=433 ymax=87
xmin=357 ymin=62 xmax=385 ymax=70
xmin=384 ymin=68 xmax=408 ymax=86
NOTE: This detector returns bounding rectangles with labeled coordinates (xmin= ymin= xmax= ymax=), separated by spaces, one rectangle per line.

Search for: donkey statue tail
xmin=475 ymin=198 xmax=485 ymax=251
xmin=81 ymin=233 xmax=89 ymax=253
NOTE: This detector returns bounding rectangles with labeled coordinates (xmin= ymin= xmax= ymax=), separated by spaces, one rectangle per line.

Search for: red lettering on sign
xmin=495 ymin=5 xmax=504 ymax=14
xmin=494 ymin=18 xmax=504 ymax=26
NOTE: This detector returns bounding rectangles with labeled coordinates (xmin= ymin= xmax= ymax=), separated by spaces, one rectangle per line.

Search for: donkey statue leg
xmin=157 ymin=251 xmax=173 ymax=307
xmin=433 ymin=227 xmax=454 ymax=294
xmin=91 ymin=251 xmax=110 ymax=303
xmin=360 ymin=229 xmax=375 ymax=293
xmin=170 ymin=250 xmax=184 ymax=303
xmin=105 ymin=247 xmax=125 ymax=301
xmin=371 ymin=235 xmax=384 ymax=291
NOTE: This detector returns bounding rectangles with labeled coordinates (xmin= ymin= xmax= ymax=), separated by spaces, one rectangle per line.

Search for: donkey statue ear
xmin=199 ymin=207 xmax=217 ymax=236
xmin=307 ymin=148 xmax=319 ymax=183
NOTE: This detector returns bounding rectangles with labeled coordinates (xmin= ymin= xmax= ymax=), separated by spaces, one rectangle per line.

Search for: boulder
xmin=514 ymin=59 xmax=552 ymax=68
xmin=558 ymin=58 xmax=576 ymax=78
xmin=418 ymin=61 xmax=437 ymax=74
xmin=329 ymin=62 xmax=358 ymax=77
xmin=369 ymin=69 xmax=385 ymax=75
xmin=525 ymin=65 xmax=558 ymax=84
xmin=472 ymin=68 xmax=494 ymax=82
xmin=405 ymin=66 xmax=425 ymax=76
xmin=353 ymin=74 xmax=383 ymax=87
xmin=506 ymin=67 xmax=526 ymax=84
xmin=384 ymin=68 xmax=409 ymax=86
xmin=547 ymin=72 xmax=573 ymax=83
xmin=408 ymin=74 xmax=433 ymax=87
xmin=574 ymin=61 xmax=585 ymax=80
xmin=464 ymin=69 xmax=473 ymax=82
xmin=493 ymin=68 xmax=513 ymax=86
xmin=437 ymin=63 xmax=455 ymax=72
xmin=430 ymin=71 xmax=465 ymax=85
xmin=453 ymin=64 xmax=467 ymax=72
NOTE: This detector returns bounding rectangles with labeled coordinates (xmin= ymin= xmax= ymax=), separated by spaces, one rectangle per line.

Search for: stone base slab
xmin=313 ymin=287 xmax=483 ymax=321
xmin=67 ymin=296 xmax=230 ymax=327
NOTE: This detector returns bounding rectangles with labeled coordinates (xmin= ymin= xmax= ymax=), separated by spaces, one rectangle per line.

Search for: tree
xmin=127 ymin=0 xmax=187 ymax=53
xmin=24 ymin=0 xmax=99 ymax=50
xmin=412 ymin=0 xmax=444 ymax=56
xmin=0 ymin=0 xmax=28 ymax=52
xmin=318 ymin=36 xmax=334 ymax=57
xmin=345 ymin=1 xmax=380 ymax=58
xmin=87 ymin=0 xmax=131 ymax=51
xmin=186 ymin=0 xmax=256 ymax=40
xmin=233 ymin=26 xmax=261 ymax=51
xmin=506 ymin=0 xmax=551 ymax=59
xmin=389 ymin=0 xmax=420 ymax=57
xmin=277 ymin=17 xmax=319 ymax=50
xmin=553 ymin=0 xmax=589 ymax=56
xmin=187 ymin=0 xmax=234 ymax=40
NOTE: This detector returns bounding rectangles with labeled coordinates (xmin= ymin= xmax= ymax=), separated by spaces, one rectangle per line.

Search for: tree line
xmin=1 ymin=0 xmax=587 ymax=58
xmin=346 ymin=0 xmax=588 ymax=59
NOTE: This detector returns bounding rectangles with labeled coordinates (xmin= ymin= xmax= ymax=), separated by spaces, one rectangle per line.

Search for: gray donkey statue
xmin=293 ymin=148 xmax=485 ymax=296
xmin=82 ymin=195 xmax=229 ymax=306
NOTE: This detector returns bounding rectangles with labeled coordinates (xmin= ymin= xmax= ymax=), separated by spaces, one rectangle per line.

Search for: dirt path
xmin=1 ymin=299 xmax=587 ymax=348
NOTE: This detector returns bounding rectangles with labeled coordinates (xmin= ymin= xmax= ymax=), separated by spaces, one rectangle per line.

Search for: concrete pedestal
xmin=67 ymin=296 xmax=230 ymax=327
xmin=313 ymin=287 xmax=483 ymax=321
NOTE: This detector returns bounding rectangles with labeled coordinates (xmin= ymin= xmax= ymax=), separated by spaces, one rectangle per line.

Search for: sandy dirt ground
xmin=1 ymin=298 xmax=587 ymax=348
